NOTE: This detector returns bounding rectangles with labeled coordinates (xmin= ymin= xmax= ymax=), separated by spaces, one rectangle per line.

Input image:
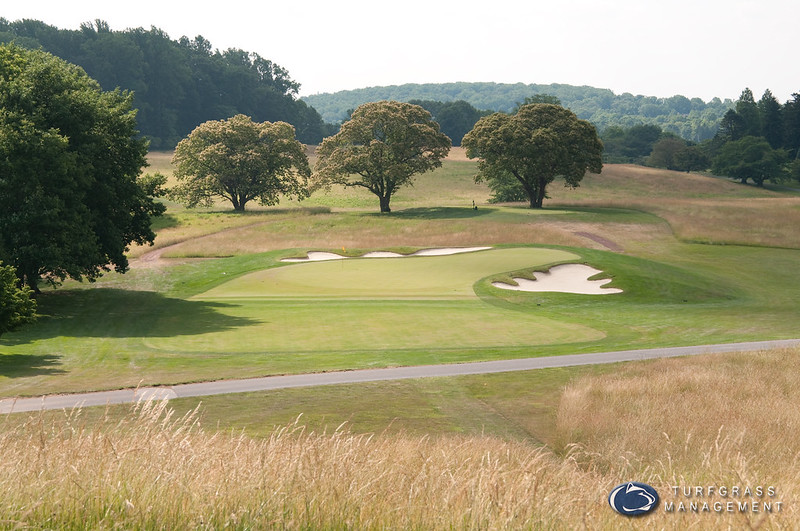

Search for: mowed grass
xmin=0 ymin=247 xmax=609 ymax=396
xmin=200 ymin=247 xmax=575 ymax=299
xmin=147 ymin=248 xmax=604 ymax=355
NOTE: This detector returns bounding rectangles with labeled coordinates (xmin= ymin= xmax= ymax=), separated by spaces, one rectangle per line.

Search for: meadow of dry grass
xmin=139 ymin=152 xmax=800 ymax=260
xmin=554 ymin=346 xmax=800 ymax=528
xmin=1 ymin=401 xmax=604 ymax=529
xmin=549 ymin=164 xmax=800 ymax=249
xmin=4 ymin=348 xmax=799 ymax=529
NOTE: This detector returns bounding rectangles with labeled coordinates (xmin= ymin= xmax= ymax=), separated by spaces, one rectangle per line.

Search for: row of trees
xmin=0 ymin=18 xmax=331 ymax=147
xmin=170 ymin=101 xmax=602 ymax=213
xmin=708 ymin=89 xmax=800 ymax=186
xmin=715 ymin=88 xmax=800 ymax=154
xmin=603 ymin=88 xmax=800 ymax=186
xmin=302 ymin=82 xmax=733 ymax=142
xmin=602 ymin=125 xmax=709 ymax=172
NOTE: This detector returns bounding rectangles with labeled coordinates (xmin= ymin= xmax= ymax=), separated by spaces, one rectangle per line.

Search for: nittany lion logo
xmin=608 ymin=482 xmax=659 ymax=516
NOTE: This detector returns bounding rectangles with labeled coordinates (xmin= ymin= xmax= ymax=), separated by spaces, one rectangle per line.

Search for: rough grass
xmin=4 ymin=348 xmax=799 ymax=529
xmin=0 ymin=401 xmax=605 ymax=530
xmin=549 ymin=165 xmax=800 ymax=249
xmin=141 ymin=153 xmax=800 ymax=259
xmin=152 ymin=208 xmax=591 ymax=258
xmin=552 ymin=346 xmax=800 ymax=528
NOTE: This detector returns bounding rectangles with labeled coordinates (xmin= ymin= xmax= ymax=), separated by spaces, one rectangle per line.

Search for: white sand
xmin=282 ymin=246 xmax=492 ymax=262
xmin=492 ymin=264 xmax=623 ymax=295
xmin=281 ymin=251 xmax=347 ymax=262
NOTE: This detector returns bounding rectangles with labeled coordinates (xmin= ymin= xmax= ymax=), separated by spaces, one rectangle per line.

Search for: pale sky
xmin=3 ymin=0 xmax=798 ymax=103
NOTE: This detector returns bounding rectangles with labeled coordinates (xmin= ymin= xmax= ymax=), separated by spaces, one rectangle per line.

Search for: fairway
xmin=145 ymin=299 xmax=604 ymax=353
xmin=147 ymin=247 xmax=605 ymax=354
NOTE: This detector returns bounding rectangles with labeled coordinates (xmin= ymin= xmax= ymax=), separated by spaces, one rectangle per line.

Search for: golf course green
xmin=145 ymin=247 xmax=605 ymax=354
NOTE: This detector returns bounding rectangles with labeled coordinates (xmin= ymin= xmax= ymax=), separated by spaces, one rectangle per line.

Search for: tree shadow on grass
xmin=374 ymin=206 xmax=494 ymax=220
xmin=0 ymin=289 xmax=257 ymax=346
xmin=0 ymin=354 xmax=66 ymax=378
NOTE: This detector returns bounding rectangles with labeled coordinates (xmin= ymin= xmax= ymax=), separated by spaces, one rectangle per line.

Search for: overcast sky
xmin=4 ymin=0 xmax=798 ymax=102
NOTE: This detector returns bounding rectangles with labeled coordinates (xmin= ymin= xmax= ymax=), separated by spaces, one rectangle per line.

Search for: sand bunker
xmin=492 ymin=264 xmax=623 ymax=295
xmin=282 ymin=246 xmax=492 ymax=262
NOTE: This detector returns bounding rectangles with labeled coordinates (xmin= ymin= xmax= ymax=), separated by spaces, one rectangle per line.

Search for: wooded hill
xmin=303 ymin=82 xmax=734 ymax=142
xmin=0 ymin=18 xmax=331 ymax=148
xmin=0 ymin=18 xmax=738 ymax=146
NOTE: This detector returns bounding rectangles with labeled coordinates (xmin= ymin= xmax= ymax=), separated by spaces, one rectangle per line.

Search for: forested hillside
xmin=0 ymin=18 xmax=767 ymax=147
xmin=303 ymin=82 xmax=734 ymax=142
xmin=0 ymin=18 xmax=330 ymax=148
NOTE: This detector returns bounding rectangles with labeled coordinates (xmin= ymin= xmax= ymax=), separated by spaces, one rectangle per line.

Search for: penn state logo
xmin=608 ymin=482 xmax=659 ymax=516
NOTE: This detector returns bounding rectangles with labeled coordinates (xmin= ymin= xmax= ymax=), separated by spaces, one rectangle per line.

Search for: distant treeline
xmin=0 ymin=18 xmax=331 ymax=148
xmin=302 ymin=82 xmax=735 ymax=143
xmin=602 ymin=88 xmax=800 ymax=186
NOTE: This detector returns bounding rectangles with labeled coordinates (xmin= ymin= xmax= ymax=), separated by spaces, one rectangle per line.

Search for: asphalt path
xmin=2 ymin=339 xmax=799 ymax=414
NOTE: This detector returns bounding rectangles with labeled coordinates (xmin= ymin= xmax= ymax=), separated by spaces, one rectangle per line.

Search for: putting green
xmin=199 ymin=248 xmax=578 ymax=300
xmin=143 ymin=248 xmax=606 ymax=355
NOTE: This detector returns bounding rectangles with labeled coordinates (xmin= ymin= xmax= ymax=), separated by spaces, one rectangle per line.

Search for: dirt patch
xmin=573 ymin=231 xmax=624 ymax=252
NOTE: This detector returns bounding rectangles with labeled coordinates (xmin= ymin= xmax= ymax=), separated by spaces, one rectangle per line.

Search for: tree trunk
xmin=379 ymin=194 xmax=391 ymax=213
xmin=19 ymin=265 xmax=40 ymax=295
xmin=231 ymin=195 xmax=246 ymax=211
xmin=534 ymin=184 xmax=546 ymax=208
xmin=528 ymin=181 xmax=546 ymax=208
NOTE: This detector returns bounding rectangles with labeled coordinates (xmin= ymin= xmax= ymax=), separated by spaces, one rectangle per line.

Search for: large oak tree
xmin=170 ymin=114 xmax=311 ymax=211
xmin=0 ymin=44 xmax=163 ymax=292
xmin=462 ymin=104 xmax=603 ymax=208
xmin=313 ymin=101 xmax=451 ymax=213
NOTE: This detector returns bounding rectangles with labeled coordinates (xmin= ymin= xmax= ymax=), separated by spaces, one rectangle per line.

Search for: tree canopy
xmin=407 ymin=99 xmax=490 ymax=145
xmin=462 ymin=104 xmax=603 ymax=208
xmin=0 ymin=43 xmax=163 ymax=291
xmin=170 ymin=114 xmax=311 ymax=211
xmin=706 ymin=88 xmax=799 ymax=185
xmin=313 ymin=101 xmax=451 ymax=213
xmin=711 ymin=136 xmax=787 ymax=187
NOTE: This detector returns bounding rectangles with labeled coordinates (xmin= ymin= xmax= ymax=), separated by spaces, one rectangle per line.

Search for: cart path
xmin=2 ymin=339 xmax=799 ymax=414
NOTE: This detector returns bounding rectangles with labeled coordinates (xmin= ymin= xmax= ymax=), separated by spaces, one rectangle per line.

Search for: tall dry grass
xmin=4 ymin=349 xmax=800 ymax=528
xmin=156 ymin=216 xmax=588 ymax=258
xmin=550 ymin=165 xmax=800 ymax=249
xmin=1 ymin=401 xmax=609 ymax=530
xmin=555 ymin=347 xmax=800 ymax=529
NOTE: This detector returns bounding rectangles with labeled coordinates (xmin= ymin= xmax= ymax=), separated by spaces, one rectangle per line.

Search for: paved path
xmin=2 ymin=339 xmax=799 ymax=414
